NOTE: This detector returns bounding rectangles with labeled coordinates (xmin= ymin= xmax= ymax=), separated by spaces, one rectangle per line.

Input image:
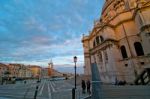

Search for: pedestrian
xmin=81 ymin=80 xmax=86 ymax=94
xmin=115 ymin=77 xmax=118 ymax=85
xmin=86 ymin=80 xmax=91 ymax=95
xmin=24 ymin=80 xmax=26 ymax=84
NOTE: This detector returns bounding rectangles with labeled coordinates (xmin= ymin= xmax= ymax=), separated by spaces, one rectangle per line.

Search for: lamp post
xmin=74 ymin=56 xmax=77 ymax=89
xmin=72 ymin=56 xmax=77 ymax=99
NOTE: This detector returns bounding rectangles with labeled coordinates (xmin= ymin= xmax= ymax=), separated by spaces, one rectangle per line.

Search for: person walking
xmin=86 ymin=80 xmax=91 ymax=95
xmin=81 ymin=80 xmax=86 ymax=94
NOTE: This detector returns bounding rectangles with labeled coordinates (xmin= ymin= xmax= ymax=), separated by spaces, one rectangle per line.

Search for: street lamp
xmin=72 ymin=56 xmax=77 ymax=99
xmin=74 ymin=56 xmax=77 ymax=89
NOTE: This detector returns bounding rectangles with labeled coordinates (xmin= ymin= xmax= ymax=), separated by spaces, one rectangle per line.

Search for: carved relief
xmin=137 ymin=0 xmax=147 ymax=8
xmin=128 ymin=0 xmax=137 ymax=8
xmin=114 ymin=0 xmax=125 ymax=13
xmin=108 ymin=9 xmax=116 ymax=20
xmin=104 ymin=50 xmax=108 ymax=63
xmin=102 ymin=0 xmax=127 ymax=23
xmin=97 ymin=51 xmax=103 ymax=63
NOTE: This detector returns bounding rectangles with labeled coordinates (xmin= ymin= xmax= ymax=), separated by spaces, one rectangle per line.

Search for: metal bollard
xmin=72 ymin=88 xmax=75 ymax=99
xmin=34 ymin=86 xmax=39 ymax=99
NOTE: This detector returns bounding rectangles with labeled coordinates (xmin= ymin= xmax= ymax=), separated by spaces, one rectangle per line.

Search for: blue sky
xmin=0 ymin=0 xmax=104 ymax=73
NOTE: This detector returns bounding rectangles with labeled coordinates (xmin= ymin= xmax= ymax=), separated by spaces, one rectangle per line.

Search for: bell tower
xmin=48 ymin=59 xmax=53 ymax=77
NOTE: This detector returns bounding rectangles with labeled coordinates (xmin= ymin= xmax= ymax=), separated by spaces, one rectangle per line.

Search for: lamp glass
xmin=74 ymin=56 xmax=77 ymax=62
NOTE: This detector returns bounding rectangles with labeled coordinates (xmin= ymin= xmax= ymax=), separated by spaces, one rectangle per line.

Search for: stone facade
xmin=8 ymin=64 xmax=32 ymax=78
xmin=28 ymin=65 xmax=42 ymax=78
xmin=0 ymin=63 xmax=9 ymax=77
xmin=41 ymin=68 xmax=49 ymax=78
xmin=0 ymin=63 xmax=8 ymax=84
xmin=82 ymin=0 xmax=150 ymax=83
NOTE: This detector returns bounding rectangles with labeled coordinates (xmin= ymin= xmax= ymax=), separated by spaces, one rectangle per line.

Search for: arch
xmin=100 ymin=36 xmax=104 ymax=42
xmin=120 ymin=46 xmax=128 ymax=59
xmin=134 ymin=42 xmax=144 ymax=56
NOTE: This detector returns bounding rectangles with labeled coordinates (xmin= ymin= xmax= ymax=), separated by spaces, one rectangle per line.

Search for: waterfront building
xmin=28 ymin=65 xmax=42 ymax=78
xmin=8 ymin=64 xmax=32 ymax=78
xmin=82 ymin=0 xmax=150 ymax=83
xmin=25 ymin=68 xmax=33 ymax=78
xmin=0 ymin=63 xmax=8 ymax=84
xmin=41 ymin=68 xmax=49 ymax=78
xmin=7 ymin=64 xmax=22 ymax=78
xmin=0 ymin=63 xmax=9 ymax=77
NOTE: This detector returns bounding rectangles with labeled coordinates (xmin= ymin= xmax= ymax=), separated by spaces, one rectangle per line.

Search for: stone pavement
xmin=76 ymin=88 xmax=91 ymax=99
xmin=83 ymin=85 xmax=150 ymax=99
xmin=101 ymin=85 xmax=150 ymax=99
xmin=0 ymin=78 xmax=149 ymax=99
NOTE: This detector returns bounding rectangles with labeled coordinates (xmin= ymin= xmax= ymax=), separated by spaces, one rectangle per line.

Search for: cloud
xmin=0 ymin=0 xmax=104 ymax=72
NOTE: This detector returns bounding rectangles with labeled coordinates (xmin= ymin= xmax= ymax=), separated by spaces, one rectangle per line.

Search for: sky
xmin=0 ymin=0 xmax=104 ymax=73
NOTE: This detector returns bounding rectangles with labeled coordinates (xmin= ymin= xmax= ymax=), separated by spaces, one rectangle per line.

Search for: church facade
xmin=82 ymin=0 xmax=150 ymax=83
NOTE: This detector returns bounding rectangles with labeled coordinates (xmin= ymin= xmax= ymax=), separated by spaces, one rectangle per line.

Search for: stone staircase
xmin=135 ymin=68 xmax=150 ymax=85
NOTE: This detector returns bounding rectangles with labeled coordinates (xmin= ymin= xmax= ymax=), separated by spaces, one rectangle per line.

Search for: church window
xmin=100 ymin=36 xmax=104 ymax=42
xmin=96 ymin=36 xmax=100 ymax=44
xmin=138 ymin=15 xmax=143 ymax=25
xmin=134 ymin=42 xmax=144 ymax=56
xmin=120 ymin=46 xmax=128 ymax=59
xmin=93 ymin=40 xmax=96 ymax=47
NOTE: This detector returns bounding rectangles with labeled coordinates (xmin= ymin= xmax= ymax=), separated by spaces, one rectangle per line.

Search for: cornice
xmin=102 ymin=0 xmax=115 ymax=15
xmin=90 ymin=39 xmax=118 ymax=54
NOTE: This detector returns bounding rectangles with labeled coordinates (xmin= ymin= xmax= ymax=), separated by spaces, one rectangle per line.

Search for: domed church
xmin=82 ymin=0 xmax=150 ymax=84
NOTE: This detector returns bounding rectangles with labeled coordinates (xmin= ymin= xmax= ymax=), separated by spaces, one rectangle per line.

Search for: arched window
xmin=134 ymin=42 xmax=144 ymax=56
xmin=138 ymin=15 xmax=143 ymax=25
xmin=93 ymin=40 xmax=96 ymax=47
xmin=100 ymin=36 xmax=104 ymax=42
xmin=120 ymin=46 xmax=128 ymax=59
xmin=96 ymin=36 xmax=100 ymax=44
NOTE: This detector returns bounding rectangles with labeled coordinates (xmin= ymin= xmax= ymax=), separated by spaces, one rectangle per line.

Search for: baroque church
xmin=82 ymin=0 xmax=150 ymax=83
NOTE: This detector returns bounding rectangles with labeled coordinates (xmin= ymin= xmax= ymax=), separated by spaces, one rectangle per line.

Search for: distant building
xmin=28 ymin=65 xmax=42 ymax=78
xmin=41 ymin=68 xmax=49 ymax=78
xmin=47 ymin=60 xmax=64 ymax=77
xmin=0 ymin=63 xmax=9 ymax=77
xmin=48 ymin=60 xmax=54 ymax=77
xmin=82 ymin=0 xmax=150 ymax=83
xmin=25 ymin=67 xmax=33 ymax=78
xmin=8 ymin=64 xmax=32 ymax=78
xmin=8 ymin=64 xmax=22 ymax=78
